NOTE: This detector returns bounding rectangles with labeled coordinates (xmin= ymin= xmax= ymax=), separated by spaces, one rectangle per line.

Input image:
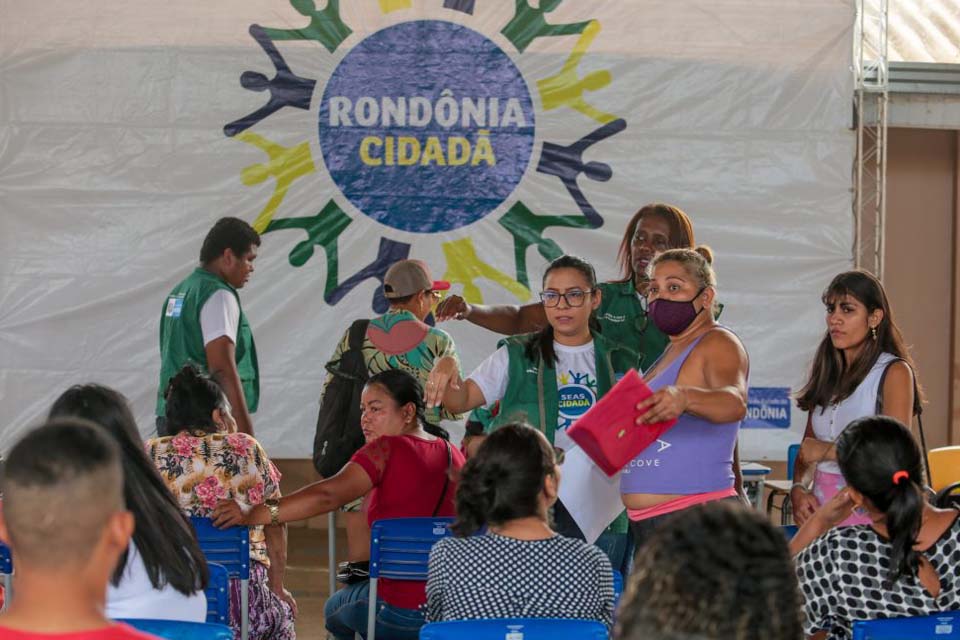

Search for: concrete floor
xmin=287 ymin=526 xmax=344 ymax=640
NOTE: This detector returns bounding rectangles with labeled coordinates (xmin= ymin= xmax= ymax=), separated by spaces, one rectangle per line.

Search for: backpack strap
xmin=348 ymin=318 xmax=370 ymax=354
xmin=875 ymin=357 xmax=922 ymax=417
xmin=325 ymin=319 xmax=370 ymax=381
xmin=876 ymin=357 xmax=931 ymax=486
xmin=431 ymin=439 xmax=453 ymax=517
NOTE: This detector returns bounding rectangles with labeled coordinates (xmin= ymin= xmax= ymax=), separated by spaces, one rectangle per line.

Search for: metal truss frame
xmin=854 ymin=0 xmax=889 ymax=279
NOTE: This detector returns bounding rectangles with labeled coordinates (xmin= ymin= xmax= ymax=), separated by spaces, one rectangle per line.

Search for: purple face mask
xmin=648 ymin=288 xmax=705 ymax=336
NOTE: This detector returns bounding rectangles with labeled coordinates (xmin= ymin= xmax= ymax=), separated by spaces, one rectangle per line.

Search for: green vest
xmin=488 ymin=330 xmax=637 ymax=535
xmin=595 ymin=280 xmax=669 ymax=370
xmin=156 ymin=268 xmax=259 ymax=416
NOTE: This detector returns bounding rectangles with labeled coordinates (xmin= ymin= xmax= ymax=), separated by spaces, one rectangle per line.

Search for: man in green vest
xmin=156 ymin=217 xmax=261 ymax=436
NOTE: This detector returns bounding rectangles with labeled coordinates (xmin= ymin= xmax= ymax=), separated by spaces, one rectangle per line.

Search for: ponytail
xmin=836 ymin=415 xmax=926 ymax=585
xmin=452 ymin=423 xmax=556 ymax=537
xmin=885 ymin=479 xmax=924 ymax=583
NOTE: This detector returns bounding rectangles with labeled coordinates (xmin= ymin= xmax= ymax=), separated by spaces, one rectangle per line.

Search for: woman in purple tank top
xmin=619 ymin=248 xmax=750 ymax=547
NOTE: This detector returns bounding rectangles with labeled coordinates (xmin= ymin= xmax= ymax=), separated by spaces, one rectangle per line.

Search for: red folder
xmin=567 ymin=368 xmax=677 ymax=477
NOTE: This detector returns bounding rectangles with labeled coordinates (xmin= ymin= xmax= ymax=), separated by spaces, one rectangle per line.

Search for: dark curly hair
xmin=163 ymin=363 xmax=231 ymax=434
xmin=452 ymin=423 xmax=557 ymax=537
xmin=615 ymin=502 xmax=802 ymax=640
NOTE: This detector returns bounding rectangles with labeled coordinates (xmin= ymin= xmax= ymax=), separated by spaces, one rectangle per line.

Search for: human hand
xmin=426 ymin=356 xmax=461 ymax=408
xmin=635 ymin=386 xmax=688 ymax=424
xmin=434 ymin=295 xmax=472 ymax=322
xmin=211 ymin=499 xmax=249 ymax=528
xmin=272 ymin=585 xmax=298 ymax=618
xmin=812 ymin=487 xmax=855 ymax=528
xmin=790 ymin=486 xmax=820 ymax=526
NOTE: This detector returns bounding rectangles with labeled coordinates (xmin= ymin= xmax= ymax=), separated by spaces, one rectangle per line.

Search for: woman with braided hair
xmin=792 ymin=416 xmax=960 ymax=640
xmin=615 ymin=501 xmax=802 ymax=640
xmin=425 ymin=423 xmax=615 ymax=629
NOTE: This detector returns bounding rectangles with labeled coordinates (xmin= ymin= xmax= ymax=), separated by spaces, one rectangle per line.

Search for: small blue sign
xmin=743 ymin=387 xmax=791 ymax=429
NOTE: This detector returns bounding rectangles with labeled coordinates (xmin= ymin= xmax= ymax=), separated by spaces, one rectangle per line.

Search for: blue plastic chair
xmin=419 ymin=618 xmax=609 ymax=640
xmin=205 ymin=562 xmax=229 ymax=625
xmin=190 ymin=517 xmax=250 ymax=640
xmin=766 ymin=443 xmax=801 ymax=524
xmin=852 ymin=611 xmax=960 ymax=639
xmin=0 ymin=542 xmax=12 ymax=612
xmin=367 ymin=517 xmax=455 ymax=640
xmin=118 ymin=619 xmax=233 ymax=640
xmin=782 ymin=525 xmax=799 ymax=540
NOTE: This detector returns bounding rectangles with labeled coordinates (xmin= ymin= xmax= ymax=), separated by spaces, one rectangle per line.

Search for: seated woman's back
xmin=794 ymin=415 xmax=960 ymax=640
xmin=49 ymin=384 xmax=208 ymax=622
xmin=429 ymin=532 xmax=613 ymax=624
xmin=148 ymin=430 xmax=280 ymax=567
xmin=798 ymin=512 xmax=960 ymax=638
xmin=427 ymin=423 xmax=614 ymax=628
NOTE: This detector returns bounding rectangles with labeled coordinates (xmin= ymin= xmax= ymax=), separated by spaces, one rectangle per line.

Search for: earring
xmin=870 ymin=326 xmax=877 ymax=340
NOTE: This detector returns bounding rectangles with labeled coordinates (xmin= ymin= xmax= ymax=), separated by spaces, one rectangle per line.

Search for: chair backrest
xmin=204 ymin=562 xmax=230 ymax=624
xmin=190 ymin=517 xmax=250 ymax=581
xmin=117 ymin=619 xmax=234 ymax=640
xmin=419 ymin=618 xmax=608 ymax=640
xmin=782 ymin=525 xmax=798 ymax=540
xmin=928 ymin=447 xmax=960 ymax=492
xmin=0 ymin=543 xmax=12 ymax=575
xmin=369 ymin=517 xmax=455 ymax=581
xmin=852 ymin=611 xmax=960 ymax=640
xmin=786 ymin=444 xmax=800 ymax=481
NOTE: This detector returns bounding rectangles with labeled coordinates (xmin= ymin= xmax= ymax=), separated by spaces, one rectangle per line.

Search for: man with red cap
xmin=323 ymin=259 xmax=460 ymax=423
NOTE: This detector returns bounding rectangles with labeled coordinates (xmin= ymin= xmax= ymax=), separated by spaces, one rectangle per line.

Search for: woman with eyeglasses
xmin=619 ymin=248 xmax=749 ymax=548
xmin=426 ymin=255 xmax=638 ymax=551
xmin=434 ymin=203 xmax=696 ymax=366
xmin=426 ymin=423 xmax=615 ymax=629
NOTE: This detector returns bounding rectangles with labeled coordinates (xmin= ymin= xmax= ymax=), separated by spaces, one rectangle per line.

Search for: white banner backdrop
xmin=0 ymin=0 xmax=855 ymax=460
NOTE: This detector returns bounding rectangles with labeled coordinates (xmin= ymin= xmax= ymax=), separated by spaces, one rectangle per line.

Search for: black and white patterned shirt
xmin=426 ymin=532 xmax=615 ymax=628
xmin=796 ymin=513 xmax=960 ymax=640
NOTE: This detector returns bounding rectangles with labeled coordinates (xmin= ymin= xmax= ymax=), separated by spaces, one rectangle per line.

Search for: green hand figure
xmin=501 ymin=0 xmax=591 ymax=53
xmin=261 ymin=0 xmax=353 ymax=53
xmin=263 ymin=200 xmax=352 ymax=277
xmin=498 ymin=201 xmax=595 ymax=289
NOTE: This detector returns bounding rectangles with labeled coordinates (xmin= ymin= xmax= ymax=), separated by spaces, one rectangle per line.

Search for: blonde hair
xmin=648 ymin=247 xmax=716 ymax=288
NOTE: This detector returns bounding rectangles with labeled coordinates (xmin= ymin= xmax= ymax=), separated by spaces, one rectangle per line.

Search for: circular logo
xmin=318 ymin=20 xmax=536 ymax=233
xmin=558 ymin=384 xmax=596 ymax=420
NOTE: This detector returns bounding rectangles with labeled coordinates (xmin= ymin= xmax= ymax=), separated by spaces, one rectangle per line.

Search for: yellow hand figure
xmin=237 ymin=132 xmax=316 ymax=233
xmin=536 ymin=20 xmax=618 ymax=124
xmin=441 ymin=237 xmax=530 ymax=304
xmin=378 ymin=0 xmax=412 ymax=13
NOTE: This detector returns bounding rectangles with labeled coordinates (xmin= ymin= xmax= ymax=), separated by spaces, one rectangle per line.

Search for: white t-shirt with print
xmin=468 ymin=341 xmax=598 ymax=449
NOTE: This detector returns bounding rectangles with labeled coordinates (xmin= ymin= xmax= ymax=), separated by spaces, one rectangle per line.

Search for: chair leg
xmin=328 ymin=512 xmax=337 ymax=598
xmin=241 ymin=577 xmax=249 ymax=640
xmin=1 ymin=574 xmax=10 ymax=612
xmin=367 ymin=578 xmax=378 ymax=640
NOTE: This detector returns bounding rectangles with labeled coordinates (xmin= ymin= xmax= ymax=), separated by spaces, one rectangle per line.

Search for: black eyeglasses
xmin=539 ymin=289 xmax=592 ymax=308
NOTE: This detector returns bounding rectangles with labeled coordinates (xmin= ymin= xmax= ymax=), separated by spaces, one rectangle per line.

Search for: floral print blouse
xmin=147 ymin=431 xmax=281 ymax=567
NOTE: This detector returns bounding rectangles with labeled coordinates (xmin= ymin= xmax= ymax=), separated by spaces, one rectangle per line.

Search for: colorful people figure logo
xmin=225 ymin=1 xmax=626 ymax=311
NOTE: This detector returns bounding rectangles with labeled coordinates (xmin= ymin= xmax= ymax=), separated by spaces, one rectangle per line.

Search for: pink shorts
xmin=812 ymin=469 xmax=871 ymax=527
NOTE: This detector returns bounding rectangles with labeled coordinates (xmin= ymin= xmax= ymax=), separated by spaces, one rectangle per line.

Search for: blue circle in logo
xmin=558 ymin=384 xmax=596 ymax=420
xmin=318 ymin=20 xmax=535 ymax=233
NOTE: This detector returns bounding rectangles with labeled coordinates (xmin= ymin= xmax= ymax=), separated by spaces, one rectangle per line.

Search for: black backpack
xmin=312 ymin=319 xmax=369 ymax=478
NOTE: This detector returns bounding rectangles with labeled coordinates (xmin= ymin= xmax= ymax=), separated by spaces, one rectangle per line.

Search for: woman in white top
xmin=791 ymin=270 xmax=921 ymax=526
xmin=50 ymin=385 xmax=208 ymax=621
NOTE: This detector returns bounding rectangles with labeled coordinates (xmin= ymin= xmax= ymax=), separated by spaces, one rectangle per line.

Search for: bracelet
xmin=790 ymin=482 xmax=808 ymax=492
